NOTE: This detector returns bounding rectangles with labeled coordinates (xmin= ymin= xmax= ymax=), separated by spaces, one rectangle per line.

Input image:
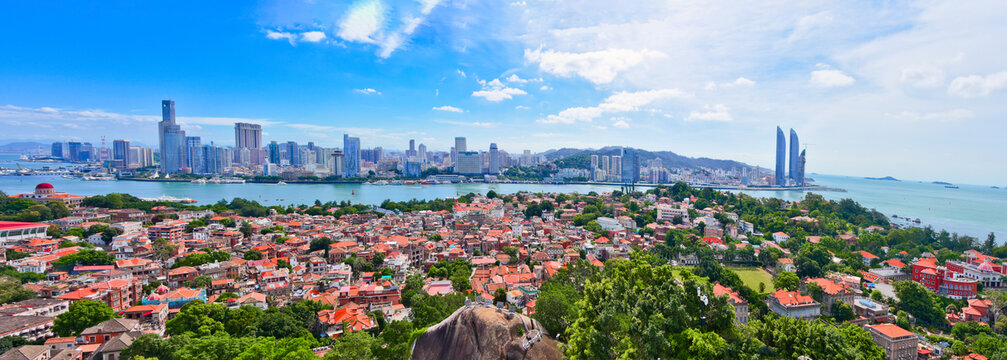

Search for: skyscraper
xmin=488 ymin=143 xmax=500 ymax=175
xmin=418 ymin=143 xmax=427 ymax=163
xmin=268 ymin=141 xmax=280 ymax=164
xmin=329 ymin=150 xmax=345 ymax=177
xmin=158 ymin=100 xmax=186 ymax=173
xmin=68 ymin=142 xmax=82 ymax=162
xmin=620 ymin=148 xmax=639 ymax=183
xmin=775 ymin=126 xmax=786 ymax=186
xmin=112 ymin=139 xmax=130 ymax=169
xmin=455 ymin=152 xmax=482 ymax=175
xmin=453 ymin=137 xmax=466 ymax=165
xmin=797 ymin=149 xmax=807 ymax=186
xmin=286 ymin=141 xmax=300 ymax=166
xmin=789 ymin=128 xmax=800 ymax=183
xmin=185 ymin=136 xmax=201 ymax=170
xmin=50 ymin=142 xmax=65 ymax=160
xmin=407 ymin=139 xmax=416 ymax=158
xmin=611 ymin=155 xmax=622 ymax=182
xmin=234 ymin=123 xmax=262 ymax=150
xmin=343 ymin=134 xmax=361 ymax=177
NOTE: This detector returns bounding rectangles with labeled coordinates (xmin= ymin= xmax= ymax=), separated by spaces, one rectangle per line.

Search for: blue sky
xmin=1 ymin=0 xmax=1006 ymax=185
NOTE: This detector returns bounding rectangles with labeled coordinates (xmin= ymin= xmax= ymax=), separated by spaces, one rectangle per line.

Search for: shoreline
xmin=116 ymin=177 xmax=845 ymax=192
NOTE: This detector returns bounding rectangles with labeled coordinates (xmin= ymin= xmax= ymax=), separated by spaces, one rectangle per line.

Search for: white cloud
xmin=539 ymin=85 xmax=551 ymax=91
xmin=885 ymin=109 xmax=974 ymax=122
xmin=611 ymin=117 xmax=630 ymax=128
xmin=810 ymin=69 xmax=855 ymax=87
xmin=331 ymin=0 xmax=442 ymax=57
xmin=524 ymin=48 xmax=666 ymax=84
xmin=900 ymin=66 xmax=945 ymax=88
xmin=354 ymin=88 xmax=381 ymax=95
xmin=515 ymin=105 xmax=530 ymax=110
xmin=787 ymin=11 xmax=834 ymax=42
xmin=432 ymin=105 xmax=465 ymax=113
xmin=729 ymin=77 xmax=756 ymax=87
xmin=286 ymin=123 xmax=337 ymax=131
xmin=338 ymin=0 xmax=385 ymax=43
xmin=0 ymin=104 xmax=279 ymax=127
xmin=456 ymin=69 xmax=466 ymax=78
xmin=706 ymin=77 xmax=756 ymax=90
xmin=433 ymin=119 xmax=495 ymax=127
xmin=472 ymin=78 xmax=527 ymax=102
xmin=686 ymin=104 xmax=732 ymax=122
xmin=947 ymin=71 xmax=1007 ymax=97
xmin=265 ymin=30 xmax=297 ymax=45
xmin=505 ymin=74 xmax=541 ymax=84
xmin=540 ymin=89 xmax=689 ymax=124
xmin=300 ymin=31 xmax=327 ymax=43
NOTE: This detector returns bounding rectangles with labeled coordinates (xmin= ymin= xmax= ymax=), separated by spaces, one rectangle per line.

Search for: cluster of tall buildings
xmin=587 ymin=148 xmax=640 ymax=183
xmin=156 ymin=100 xmax=268 ymax=175
xmin=775 ymin=126 xmax=806 ymax=186
xmin=46 ymin=99 xmax=540 ymax=179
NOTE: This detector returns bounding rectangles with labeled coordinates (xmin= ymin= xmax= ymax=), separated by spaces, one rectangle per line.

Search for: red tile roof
xmin=870 ymin=323 xmax=914 ymax=339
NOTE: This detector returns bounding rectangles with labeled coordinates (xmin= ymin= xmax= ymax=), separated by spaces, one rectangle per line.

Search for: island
xmin=865 ymin=176 xmax=900 ymax=181
xmin=932 ymin=181 xmax=953 ymax=185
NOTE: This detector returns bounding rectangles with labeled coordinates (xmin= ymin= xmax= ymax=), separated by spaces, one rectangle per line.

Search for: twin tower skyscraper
xmin=775 ymin=126 xmax=806 ymax=186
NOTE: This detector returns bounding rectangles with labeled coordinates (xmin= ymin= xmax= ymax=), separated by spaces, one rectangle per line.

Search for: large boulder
xmin=410 ymin=305 xmax=562 ymax=360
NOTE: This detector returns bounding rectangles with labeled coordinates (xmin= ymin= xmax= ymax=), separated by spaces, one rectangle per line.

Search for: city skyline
xmin=1 ymin=1 xmax=1006 ymax=184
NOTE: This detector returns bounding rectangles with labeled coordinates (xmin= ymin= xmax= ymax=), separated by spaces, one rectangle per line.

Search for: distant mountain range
xmin=865 ymin=176 xmax=900 ymax=181
xmin=541 ymin=146 xmax=758 ymax=172
xmin=0 ymin=142 xmax=49 ymax=153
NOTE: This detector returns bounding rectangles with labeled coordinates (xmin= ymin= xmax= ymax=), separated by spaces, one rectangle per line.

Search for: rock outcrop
xmin=410 ymin=305 xmax=563 ymax=360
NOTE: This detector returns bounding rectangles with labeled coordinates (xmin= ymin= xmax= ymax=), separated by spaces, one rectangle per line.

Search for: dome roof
xmin=979 ymin=262 xmax=994 ymax=272
xmin=35 ymin=183 xmax=54 ymax=190
xmin=155 ymin=285 xmax=170 ymax=294
xmin=147 ymin=293 xmax=161 ymax=301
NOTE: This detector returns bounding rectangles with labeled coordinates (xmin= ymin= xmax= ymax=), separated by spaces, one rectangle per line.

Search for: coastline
xmin=115 ymin=177 xmax=845 ymax=191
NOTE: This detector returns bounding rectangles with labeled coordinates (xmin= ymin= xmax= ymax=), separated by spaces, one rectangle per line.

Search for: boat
xmin=191 ymin=179 xmax=207 ymax=184
xmin=207 ymin=177 xmax=245 ymax=184
xmin=276 ymin=181 xmax=287 ymax=185
xmin=420 ymin=180 xmax=440 ymax=185
xmin=141 ymin=195 xmax=197 ymax=203
xmin=944 ymin=185 xmax=959 ymax=189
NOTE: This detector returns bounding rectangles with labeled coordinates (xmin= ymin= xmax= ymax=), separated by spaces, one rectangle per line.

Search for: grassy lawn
xmin=669 ymin=266 xmax=708 ymax=285
xmin=731 ymin=267 xmax=774 ymax=293
xmin=669 ymin=266 xmax=771 ymax=293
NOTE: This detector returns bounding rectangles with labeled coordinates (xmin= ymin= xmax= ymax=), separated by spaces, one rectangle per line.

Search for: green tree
xmin=896 ymin=310 xmax=911 ymax=329
xmin=806 ymin=282 xmax=823 ymax=302
xmin=773 ymin=271 xmax=800 ymax=292
xmin=225 ymin=305 xmax=263 ymax=337
xmin=244 ymin=250 xmax=263 ymax=260
xmin=235 ymin=337 xmax=318 ymax=360
xmin=372 ymin=319 xmax=414 ymax=360
xmin=0 ymin=277 xmax=35 ymax=305
xmin=871 ymin=290 xmax=883 ymax=302
xmin=249 ymin=310 xmax=312 ymax=339
xmin=493 ymin=288 xmax=507 ymax=304
xmin=564 ymin=254 xmax=737 ymax=359
xmin=51 ymin=249 xmax=116 ymax=272
xmin=309 ymin=237 xmax=333 ymax=255
xmin=165 ymin=301 xmax=228 ymax=337
xmin=833 ymin=302 xmax=856 ymax=322
xmin=52 ymin=300 xmax=118 ymax=336
xmin=750 ymin=315 xmax=885 ymax=360
xmin=323 ymin=331 xmax=377 ymax=360
xmin=893 ymin=281 xmax=944 ymax=326
xmin=186 ymin=275 xmax=213 ymax=288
